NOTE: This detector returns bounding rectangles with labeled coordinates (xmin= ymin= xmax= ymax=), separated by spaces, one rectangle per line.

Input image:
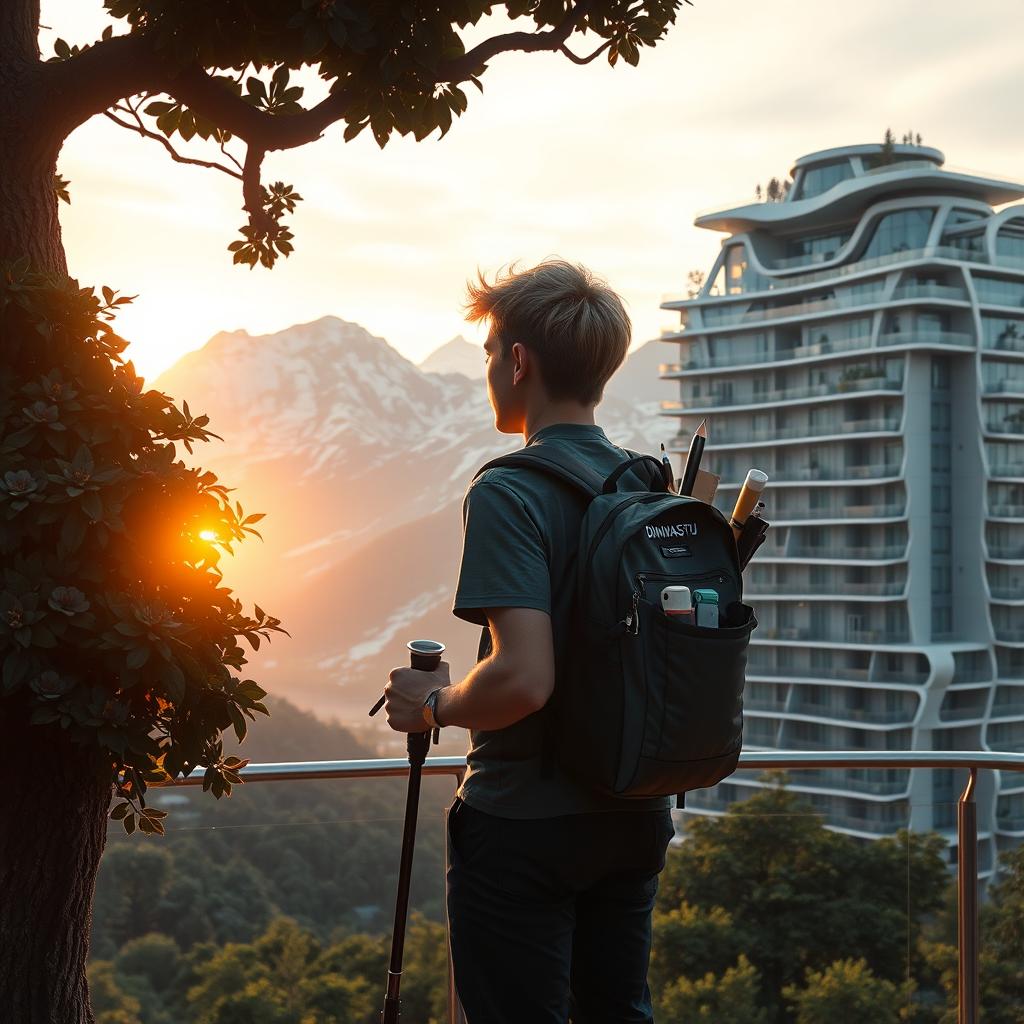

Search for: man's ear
xmin=511 ymin=341 xmax=528 ymax=386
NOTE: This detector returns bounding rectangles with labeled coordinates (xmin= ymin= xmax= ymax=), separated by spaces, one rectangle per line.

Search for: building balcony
xmin=891 ymin=283 xmax=969 ymax=303
xmin=770 ymin=543 xmax=908 ymax=561
xmin=769 ymin=503 xmax=906 ymax=523
xmin=747 ymin=665 xmax=873 ymax=683
xmin=745 ymin=696 xmax=791 ymax=713
xmin=762 ymin=462 xmax=903 ymax=483
xmin=788 ymin=702 xmax=916 ymax=725
xmin=663 ymin=377 xmax=902 ymax=413
xmin=786 ymin=768 xmax=910 ymax=795
xmin=744 ymin=581 xmax=905 ymax=597
xmin=983 ymin=381 xmax=1024 ymax=396
xmin=757 ymin=626 xmax=910 ymax=645
xmin=995 ymin=627 xmax=1024 ymax=644
xmin=988 ymin=504 xmax=1024 ymax=518
xmin=982 ymin=337 xmax=1024 ymax=356
xmin=705 ymin=417 xmax=902 ymax=447
xmin=988 ymin=545 xmax=1024 ymax=560
xmin=990 ymin=587 xmax=1024 ymax=601
xmin=657 ymin=330 xmax=972 ymax=374
xmin=939 ymin=706 xmax=989 ymax=722
xmin=705 ymin=291 xmax=889 ymax=327
xmin=989 ymin=464 xmax=1024 ymax=480
xmin=829 ymin=812 xmax=911 ymax=836
xmin=661 ymin=241 xmax=1024 ymax=309
xmin=990 ymin=701 xmax=1024 ymax=720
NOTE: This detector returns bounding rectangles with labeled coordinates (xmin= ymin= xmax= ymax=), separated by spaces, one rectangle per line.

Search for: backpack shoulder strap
xmin=473 ymin=442 xmax=605 ymax=500
xmin=474 ymin=441 xmax=669 ymax=499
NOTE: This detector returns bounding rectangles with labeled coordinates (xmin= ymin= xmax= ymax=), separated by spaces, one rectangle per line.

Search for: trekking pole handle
xmin=407 ymin=640 xmax=444 ymax=748
xmin=368 ymin=640 xmax=446 ymax=746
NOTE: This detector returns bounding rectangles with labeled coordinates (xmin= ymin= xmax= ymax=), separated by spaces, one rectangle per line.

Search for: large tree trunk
xmin=1 ymin=7 xmax=106 ymax=1023
xmin=0 ymin=0 xmax=67 ymax=272
xmin=0 ymin=703 xmax=112 ymax=1023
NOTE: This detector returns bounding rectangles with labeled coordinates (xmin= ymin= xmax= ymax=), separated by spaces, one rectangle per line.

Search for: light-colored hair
xmin=464 ymin=259 xmax=631 ymax=405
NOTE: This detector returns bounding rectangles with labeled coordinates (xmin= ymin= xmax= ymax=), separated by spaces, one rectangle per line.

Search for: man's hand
xmin=384 ymin=661 xmax=451 ymax=733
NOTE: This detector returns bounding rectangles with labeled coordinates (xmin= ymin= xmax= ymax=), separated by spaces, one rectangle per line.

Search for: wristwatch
xmin=422 ymin=687 xmax=444 ymax=730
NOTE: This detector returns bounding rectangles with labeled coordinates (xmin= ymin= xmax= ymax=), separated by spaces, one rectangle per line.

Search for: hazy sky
xmin=43 ymin=1 xmax=1024 ymax=381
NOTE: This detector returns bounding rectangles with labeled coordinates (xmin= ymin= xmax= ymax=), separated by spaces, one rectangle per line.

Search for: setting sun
xmin=198 ymin=530 xmax=218 ymax=542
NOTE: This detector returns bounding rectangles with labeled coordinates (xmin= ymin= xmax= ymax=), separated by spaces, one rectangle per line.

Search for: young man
xmin=383 ymin=260 xmax=674 ymax=1023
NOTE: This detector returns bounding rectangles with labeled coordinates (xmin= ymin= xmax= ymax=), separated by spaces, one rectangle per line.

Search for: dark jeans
xmin=446 ymin=797 xmax=675 ymax=1024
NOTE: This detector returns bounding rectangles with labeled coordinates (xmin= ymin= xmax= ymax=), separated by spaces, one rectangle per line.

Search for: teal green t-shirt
xmin=452 ymin=422 xmax=671 ymax=819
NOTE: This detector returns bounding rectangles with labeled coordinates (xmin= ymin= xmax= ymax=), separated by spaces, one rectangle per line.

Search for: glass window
xmin=982 ymin=316 xmax=1024 ymax=350
xmin=975 ymin=276 xmax=1024 ymax=308
xmin=797 ymin=160 xmax=855 ymax=200
xmin=724 ymin=245 xmax=768 ymax=295
xmin=783 ymin=229 xmax=854 ymax=263
xmin=946 ymin=208 xmax=987 ymax=227
xmin=996 ymin=227 xmax=1024 ymax=265
xmin=726 ymin=246 xmax=747 ymax=295
xmin=862 ymin=209 xmax=934 ymax=259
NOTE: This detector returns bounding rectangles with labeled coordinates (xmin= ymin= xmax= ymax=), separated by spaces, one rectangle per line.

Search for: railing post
xmin=957 ymin=767 xmax=979 ymax=1024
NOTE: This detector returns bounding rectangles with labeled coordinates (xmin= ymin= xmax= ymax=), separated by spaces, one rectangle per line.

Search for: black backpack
xmin=473 ymin=441 xmax=757 ymax=799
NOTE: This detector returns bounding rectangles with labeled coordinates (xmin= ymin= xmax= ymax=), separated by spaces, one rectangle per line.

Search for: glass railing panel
xmin=90 ymin=769 xmax=460 ymax=1024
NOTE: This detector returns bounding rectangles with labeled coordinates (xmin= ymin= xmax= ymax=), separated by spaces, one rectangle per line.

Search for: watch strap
xmin=423 ymin=688 xmax=444 ymax=729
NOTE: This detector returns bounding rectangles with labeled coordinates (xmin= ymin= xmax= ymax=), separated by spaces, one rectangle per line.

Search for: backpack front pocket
xmin=622 ymin=598 xmax=755 ymax=794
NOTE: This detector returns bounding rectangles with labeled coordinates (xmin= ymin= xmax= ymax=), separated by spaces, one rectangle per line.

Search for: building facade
xmin=660 ymin=143 xmax=1024 ymax=874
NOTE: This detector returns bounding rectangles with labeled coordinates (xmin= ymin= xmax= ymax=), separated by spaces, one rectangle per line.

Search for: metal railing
xmin=157 ymin=750 xmax=1024 ymax=1024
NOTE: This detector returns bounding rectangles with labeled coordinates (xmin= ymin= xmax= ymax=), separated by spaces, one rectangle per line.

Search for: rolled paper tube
xmin=730 ymin=469 xmax=769 ymax=539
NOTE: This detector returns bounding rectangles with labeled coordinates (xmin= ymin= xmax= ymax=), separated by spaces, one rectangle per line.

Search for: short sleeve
xmin=452 ymin=478 xmax=551 ymax=627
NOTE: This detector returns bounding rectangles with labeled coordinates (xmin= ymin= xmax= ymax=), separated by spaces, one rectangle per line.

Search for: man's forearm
xmin=435 ymin=653 xmax=544 ymax=732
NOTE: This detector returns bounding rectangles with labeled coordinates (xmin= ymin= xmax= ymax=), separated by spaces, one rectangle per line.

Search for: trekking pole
xmin=368 ymin=639 xmax=445 ymax=1024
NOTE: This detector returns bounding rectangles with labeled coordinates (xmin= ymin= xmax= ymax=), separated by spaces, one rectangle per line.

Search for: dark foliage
xmin=0 ymin=264 xmax=285 ymax=832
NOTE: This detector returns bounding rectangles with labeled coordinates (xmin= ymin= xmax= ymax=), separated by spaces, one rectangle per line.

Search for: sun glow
xmin=198 ymin=530 xmax=218 ymax=542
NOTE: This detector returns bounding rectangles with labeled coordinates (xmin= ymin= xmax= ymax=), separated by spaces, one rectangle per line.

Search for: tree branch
xmin=46 ymin=33 xmax=352 ymax=153
xmin=242 ymin=145 xmax=268 ymax=227
xmin=558 ymin=39 xmax=613 ymax=65
xmin=437 ymin=1 xmax=594 ymax=82
xmin=103 ymin=101 xmax=242 ymax=180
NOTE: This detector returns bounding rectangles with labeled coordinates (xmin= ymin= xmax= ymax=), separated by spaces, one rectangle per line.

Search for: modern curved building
xmin=660 ymin=143 xmax=1024 ymax=874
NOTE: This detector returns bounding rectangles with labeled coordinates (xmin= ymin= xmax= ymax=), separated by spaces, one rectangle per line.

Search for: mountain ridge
xmin=153 ymin=315 xmax=674 ymax=730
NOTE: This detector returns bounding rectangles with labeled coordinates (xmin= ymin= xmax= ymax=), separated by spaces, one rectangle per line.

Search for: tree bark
xmin=0 ymin=701 xmax=113 ymax=1023
xmin=0 ymin=0 xmax=65 ymax=272
xmin=2 ymin=9 xmax=107 ymax=1023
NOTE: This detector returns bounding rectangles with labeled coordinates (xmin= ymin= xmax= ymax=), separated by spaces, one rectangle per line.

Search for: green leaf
xmin=110 ymin=801 xmax=131 ymax=820
xmin=328 ymin=17 xmax=348 ymax=47
xmin=227 ymin=702 xmax=247 ymax=743
xmin=60 ymin=512 xmax=87 ymax=553
xmin=158 ymin=660 xmax=186 ymax=703
xmin=246 ymin=76 xmax=267 ymax=101
xmin=2 ymin=650 xmax=33 ymax=695
xmin=126 ymin=646 xmax=150 ymax=669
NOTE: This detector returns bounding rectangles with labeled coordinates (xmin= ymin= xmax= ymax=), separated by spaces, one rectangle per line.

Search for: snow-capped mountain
xmin=153 ymin=317 xmax=676 ymax=728
xmin=418 ymin=335 xmax=485 ymax=378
